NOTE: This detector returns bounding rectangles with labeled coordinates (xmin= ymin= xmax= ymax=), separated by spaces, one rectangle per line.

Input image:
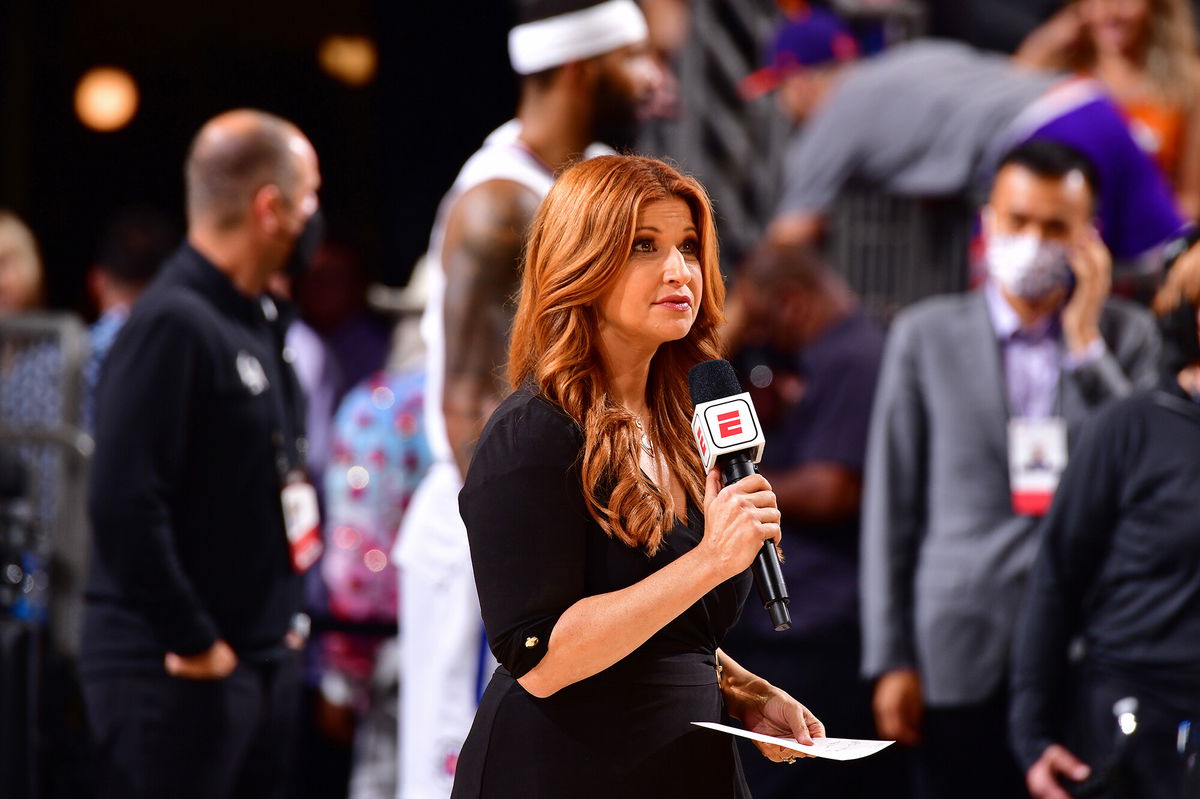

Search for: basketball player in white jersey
xmin=394 ymin=3 xmax=662 ymax=796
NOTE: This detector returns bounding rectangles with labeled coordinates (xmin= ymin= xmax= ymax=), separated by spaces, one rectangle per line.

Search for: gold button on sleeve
xmin=524 ymin=636 xmax=539 ymax=648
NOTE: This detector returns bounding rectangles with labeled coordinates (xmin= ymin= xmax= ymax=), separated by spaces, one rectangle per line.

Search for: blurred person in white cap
xmin=393 ymin=2 xmax=662 ymax=796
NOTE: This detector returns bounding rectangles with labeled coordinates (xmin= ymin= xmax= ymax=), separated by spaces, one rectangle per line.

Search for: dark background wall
xmin=11 ymin=0 xmax=1197 ymax=316
xmin=0 ymin=0 xmax=519 ymax=313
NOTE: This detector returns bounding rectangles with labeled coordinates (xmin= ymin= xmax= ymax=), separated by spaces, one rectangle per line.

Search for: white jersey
xmin=397 ymin=123 xmax=615 ymax=799
xmin=420 ymin=120 xmax=556 ymax=470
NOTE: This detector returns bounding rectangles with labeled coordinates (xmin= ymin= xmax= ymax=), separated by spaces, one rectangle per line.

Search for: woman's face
xmin=597 ymin=196 xmax=703 ymax=356
xmin=1078 ymin=0 xmax=1151 ymax=56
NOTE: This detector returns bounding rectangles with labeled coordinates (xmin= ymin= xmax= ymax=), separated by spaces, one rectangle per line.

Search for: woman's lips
xmin=654 ymin=295 xmax=692 ymax=311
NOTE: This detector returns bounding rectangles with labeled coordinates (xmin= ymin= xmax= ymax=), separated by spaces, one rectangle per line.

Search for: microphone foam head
xmin=688 ymin=359 xmax=743 ymax=406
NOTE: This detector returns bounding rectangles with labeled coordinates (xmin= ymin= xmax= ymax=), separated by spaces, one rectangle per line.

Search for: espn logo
xmin=716 ymin=410 xmax=742 ymax=438
xmin=705 ymin=399 xmax=757 ymax=448
xmin=691 ymin=393 xmax=765 ymax=471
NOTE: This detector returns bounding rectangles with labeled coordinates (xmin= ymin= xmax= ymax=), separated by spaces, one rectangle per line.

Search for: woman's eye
xmin=632 ymin=239 xmax=655 ymax=253
xmin=679 ymin=239 xmax=699 ymax=255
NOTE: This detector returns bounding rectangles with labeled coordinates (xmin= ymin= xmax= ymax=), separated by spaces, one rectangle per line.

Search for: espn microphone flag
xmin=688 ymin=359 xmax=789 ymax=631
xmin=691 ymin=393 xmax=765 ymax=472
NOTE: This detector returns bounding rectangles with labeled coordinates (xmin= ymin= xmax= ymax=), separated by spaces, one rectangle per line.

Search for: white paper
xmin=691 ymin=722 xmax=895 ymax=761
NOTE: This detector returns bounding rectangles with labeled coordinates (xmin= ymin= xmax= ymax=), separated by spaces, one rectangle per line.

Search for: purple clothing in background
xmin=733 ymin=310 xmax=885 ymax=638
xmin=287 ymin=313 xmax=391 ymax=482
xmin=776 ymin=43 xmax=1183 ymax=260
xmin=985 ymin=282 xmax=1061 ymax=419
xmin=1018 ymin=89 xmax=1185 ymax=260
xmin=983 ymin=282 xmax=1108 ymax=419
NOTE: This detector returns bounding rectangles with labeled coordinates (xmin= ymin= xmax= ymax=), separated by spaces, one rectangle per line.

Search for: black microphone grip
xmin=717 ymin=451 xmax=791 ymax=631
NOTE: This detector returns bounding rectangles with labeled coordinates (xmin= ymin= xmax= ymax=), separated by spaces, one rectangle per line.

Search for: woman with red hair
xmin=451 ymin=155 xmax=823 ymax=796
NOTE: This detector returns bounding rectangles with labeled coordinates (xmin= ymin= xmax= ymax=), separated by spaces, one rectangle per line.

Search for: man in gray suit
xmin=860 ymin=139 xmax=1160 ymax=799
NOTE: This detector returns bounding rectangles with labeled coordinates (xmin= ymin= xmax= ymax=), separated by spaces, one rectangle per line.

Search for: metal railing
xmin=0 ymin=313 xmax=91 ymax=799
xmin=0 ymin=313 xmax=92 ymax=659
xmin=828 ymin=188 xmax=975 ymax=323
xmin=644 ymin=0 xmax=975 ymax=320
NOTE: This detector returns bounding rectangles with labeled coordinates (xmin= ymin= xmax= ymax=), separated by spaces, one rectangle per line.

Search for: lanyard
xmin=258 ymin=296 xmax=307 ymax=483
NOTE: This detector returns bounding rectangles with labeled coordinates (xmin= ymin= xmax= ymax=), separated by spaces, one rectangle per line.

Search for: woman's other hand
xmin=740 ymin=685 xmax=826 ymax=762
xmin=699 ymin=468 xmax=781 ymax=581
xmin=715 ymin=650 xmax=824 ymax=762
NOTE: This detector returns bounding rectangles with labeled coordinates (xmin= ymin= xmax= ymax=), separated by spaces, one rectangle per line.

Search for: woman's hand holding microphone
xmin=699 ymin=468 xmax=782 ymax=585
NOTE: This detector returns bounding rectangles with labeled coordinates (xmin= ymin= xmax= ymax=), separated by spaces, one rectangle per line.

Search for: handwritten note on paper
xmin=691 ymin=722 xmax=895 ymax=761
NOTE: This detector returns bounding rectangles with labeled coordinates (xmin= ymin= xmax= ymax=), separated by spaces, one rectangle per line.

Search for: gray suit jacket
xmin=859 ymin=291 xmax=1159 ymax=706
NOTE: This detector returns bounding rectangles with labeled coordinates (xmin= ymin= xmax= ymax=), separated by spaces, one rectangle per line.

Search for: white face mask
xmin=985 ymin=232 xmax=1071 ymax=302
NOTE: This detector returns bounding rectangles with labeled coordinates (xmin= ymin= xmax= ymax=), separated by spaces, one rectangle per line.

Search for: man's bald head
xmin=185 ymin=110 xmax=313 ymax=231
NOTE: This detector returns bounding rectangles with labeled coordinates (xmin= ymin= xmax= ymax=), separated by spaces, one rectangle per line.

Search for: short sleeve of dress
xmin=458 ymin=393 xmax=590 ymax=679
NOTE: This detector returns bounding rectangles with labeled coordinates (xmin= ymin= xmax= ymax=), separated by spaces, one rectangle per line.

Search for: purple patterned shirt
xmin=985 ymin=282 xmax=1063 ymax=419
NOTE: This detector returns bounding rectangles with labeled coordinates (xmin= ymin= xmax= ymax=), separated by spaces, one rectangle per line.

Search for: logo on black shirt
xmin=236 ymin=351 xmax=269 ymax=395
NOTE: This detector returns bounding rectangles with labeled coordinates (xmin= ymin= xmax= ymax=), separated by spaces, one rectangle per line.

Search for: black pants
xmin=1059 ymin=665 xmax=1200 ymax=799
xmin=82 ymin=652 xmax=301 ymax=799
xmin=915 ymin=685 xmax=1027 ymax=799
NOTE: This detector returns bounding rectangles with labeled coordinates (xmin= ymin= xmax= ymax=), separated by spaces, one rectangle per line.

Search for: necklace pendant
xmin=635 ymin=418 xmax=653 ymax=455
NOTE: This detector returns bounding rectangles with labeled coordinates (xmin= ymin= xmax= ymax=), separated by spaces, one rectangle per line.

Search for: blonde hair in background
xmin=1071 ymin=0 xmax=1200 ymax=106
xmin=508 ymin=155 xmax=725 ymax=554
xmin=0 ymin=210 xmax=45 ymax=313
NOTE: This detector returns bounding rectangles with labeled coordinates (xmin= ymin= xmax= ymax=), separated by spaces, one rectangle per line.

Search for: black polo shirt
xmin=1009 ymin=377 xmax=1200 ymax=769
xmin=81 ymin=243 xmax=306 ymax=674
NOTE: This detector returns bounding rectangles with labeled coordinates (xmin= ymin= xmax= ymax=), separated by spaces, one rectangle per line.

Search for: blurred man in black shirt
xmin=723 ymin=242 xmax=900 ymax=798
xmin=81 ymin=109 xmax=322 ymax=799
xmin=1010 ymin=240 xmax=1200 ymax=799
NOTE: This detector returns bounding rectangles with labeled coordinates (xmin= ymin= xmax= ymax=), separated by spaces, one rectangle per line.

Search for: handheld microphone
xmin=688 ymin=359 xmax=791 ymax=631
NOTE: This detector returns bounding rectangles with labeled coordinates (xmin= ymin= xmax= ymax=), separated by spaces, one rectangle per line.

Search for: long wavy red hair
xmin=508 ymin=155 xmax=725 ymax=554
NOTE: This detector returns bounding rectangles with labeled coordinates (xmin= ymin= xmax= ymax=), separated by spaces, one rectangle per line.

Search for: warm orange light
xmin=318 ymin=35 xmax=378 ymax=88
xmin=75 ymin=67 xmax=139 ymax=132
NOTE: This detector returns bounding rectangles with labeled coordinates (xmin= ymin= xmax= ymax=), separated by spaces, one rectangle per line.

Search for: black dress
xmin=452 ymin=386 xmax=754 ymax=798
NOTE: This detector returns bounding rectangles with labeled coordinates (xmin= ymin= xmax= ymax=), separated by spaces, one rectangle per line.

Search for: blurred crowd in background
xmin=2 ymin=0 xmax=1199 ymax=798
